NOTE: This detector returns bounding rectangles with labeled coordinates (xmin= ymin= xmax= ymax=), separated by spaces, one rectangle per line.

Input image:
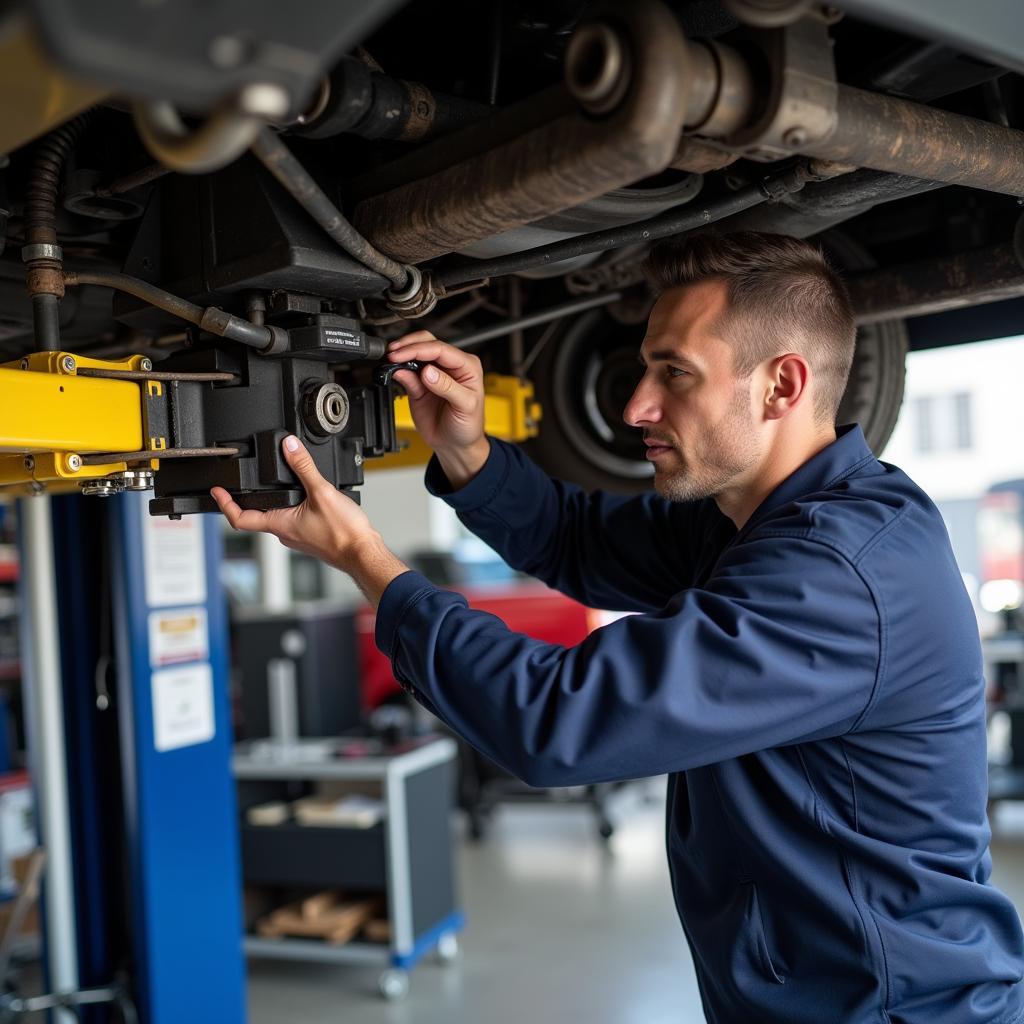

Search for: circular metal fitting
xmin=140 ymin=358 xmax=153 ymax=372
xmin=20 ymin=358 xmax=29 ymax=370
xmin=564 ymin=20 xmax=633 ymax=116
xmin=61 ymin=355 xmax=76 ymax=373
xmin=296 ymin=77 xmax=332 ymax=127
xmin=21 ymin=243 xmax=64 ymax=264
xmin=66 ymin=454 xmax=82 ymax=472
xmin=81 ymin=478 xmax=124 ymax=497
xmin=385 ymin=264 xmax=423 ymax=304
xmin=385 ymin=265 xmax=439 ymax=319
xmin=118 ymin=469 xmax=155 ymax=492
xmin=302 ymin=383 xmax=350 ymax=437
xmin=782 ymin=126 xmax=809 ymax=148
xmin=23 ymin=456 xmax=34 ymax=471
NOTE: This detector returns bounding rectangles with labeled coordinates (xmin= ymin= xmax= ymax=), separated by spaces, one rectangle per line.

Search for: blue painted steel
xmin=111 ymin=495 xmax=246 ymax=1024
xmin=391 ymin=910 xmax=466 ymax=971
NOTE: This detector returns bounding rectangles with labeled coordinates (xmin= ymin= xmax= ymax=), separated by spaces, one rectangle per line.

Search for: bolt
xmin=783 ymin=126 xmax=808 ymax=148
xmin=354 ymin=454 xmax=364 ymax=466
xmin=140 ymin=358 xmax=153 ymax=372
xmin=19 ymin=358 xmax=28 ymax=370
xmin=66 ymin=454 xmax=82 ymax=472
xmin=61 ymin=355 xmax=76 ymax=373
xmin=23 ymin=456 xmax=34 ymax=471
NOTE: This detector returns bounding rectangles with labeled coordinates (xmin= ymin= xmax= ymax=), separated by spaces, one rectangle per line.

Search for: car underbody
xmin=0 ymin=0 xmax=1022 ymax=501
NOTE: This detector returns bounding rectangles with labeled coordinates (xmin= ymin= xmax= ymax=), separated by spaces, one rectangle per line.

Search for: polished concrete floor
xmin=247 ymin=784 xmax=1024 ymax=1024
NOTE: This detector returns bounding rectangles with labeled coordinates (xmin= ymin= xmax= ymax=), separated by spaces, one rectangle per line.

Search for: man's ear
xmin=764 ymin=353 xmax=810 ymax=421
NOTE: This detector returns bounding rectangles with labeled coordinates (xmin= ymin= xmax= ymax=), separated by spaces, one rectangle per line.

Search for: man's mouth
xmin=643 ymin=438 xmax=674 ymax=461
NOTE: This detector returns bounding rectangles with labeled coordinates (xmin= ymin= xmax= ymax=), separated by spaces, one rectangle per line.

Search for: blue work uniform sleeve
xmin=425 ymin=438 xmax=731 ymax=613
xmin=376 ymin=533 xmax=881 ymax=787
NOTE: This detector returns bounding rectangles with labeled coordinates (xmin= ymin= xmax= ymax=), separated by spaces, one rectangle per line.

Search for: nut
xmin=140 ymin=358 xmax=153 ymax=372
xmin=23 ymin=456 xmax=34 ymax=471
xmin=66 ymin=454 xmax=82 ymax=472
xmin=61 ymin=355 xmax=76 ymax=373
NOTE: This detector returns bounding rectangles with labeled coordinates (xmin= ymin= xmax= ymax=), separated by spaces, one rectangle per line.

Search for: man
xmin=212 ymin=232 xmax=1024 ymax=1023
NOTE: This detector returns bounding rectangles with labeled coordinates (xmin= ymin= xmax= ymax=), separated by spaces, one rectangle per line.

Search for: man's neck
xmin=716 ymin=427 xmax=838 ymax=530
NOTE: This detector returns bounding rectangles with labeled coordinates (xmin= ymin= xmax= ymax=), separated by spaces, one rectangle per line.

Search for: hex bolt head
xmin=61 ymin=355 xmax=76 ymax=373
xmin=783 ymin=126 xmax=808 ymax=148
xmin=354 ymin=454 xmax=364 ymax=466
xmin=140 ymin=358 xmax=153 ymax=372
xmin=66 ymin=454 xmax=82 ymax=472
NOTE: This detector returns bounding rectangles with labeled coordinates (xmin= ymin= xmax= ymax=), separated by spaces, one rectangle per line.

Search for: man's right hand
xmin=386 ymin=331 xmax=491 ymax=489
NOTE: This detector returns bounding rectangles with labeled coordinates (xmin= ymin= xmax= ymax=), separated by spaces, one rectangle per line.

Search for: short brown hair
xmin=642 ymin=231 xmax=856 ymax=422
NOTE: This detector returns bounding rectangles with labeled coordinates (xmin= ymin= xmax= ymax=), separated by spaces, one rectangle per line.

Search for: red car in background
xmin=356 ymin=583 xmax=604 ymax=711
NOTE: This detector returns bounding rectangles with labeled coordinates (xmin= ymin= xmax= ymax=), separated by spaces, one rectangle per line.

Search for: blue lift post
xmin=111 ymin=493 xmax=246 ymax=1023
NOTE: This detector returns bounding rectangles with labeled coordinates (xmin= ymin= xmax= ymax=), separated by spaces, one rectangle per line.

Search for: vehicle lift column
xmin=17 ymin=490 xmax=247 ymax=1023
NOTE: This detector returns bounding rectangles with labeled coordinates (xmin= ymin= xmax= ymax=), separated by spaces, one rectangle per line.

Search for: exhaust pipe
xmin=352 ymin=0 xmax=693 ymax=263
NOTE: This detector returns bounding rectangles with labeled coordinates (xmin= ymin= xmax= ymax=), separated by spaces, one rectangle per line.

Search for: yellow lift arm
xmin=0 ymin=351 xmax=541 ymax=496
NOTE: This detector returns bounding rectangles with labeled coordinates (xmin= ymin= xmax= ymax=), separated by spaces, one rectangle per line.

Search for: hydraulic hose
xmin=63 ymin=270 xmax=287 ymax=352
xmin=251 ymin=128 xmax=411 ymax=291
xmin=22 ymin=113 xmax=92 ymax=349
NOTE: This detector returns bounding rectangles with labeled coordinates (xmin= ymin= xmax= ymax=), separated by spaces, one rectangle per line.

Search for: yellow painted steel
xmin=0 ymin=352 xmax=154 ymax=492
xmin=373 ymin=372 xmax=542 ymax=471
xmin=0 ymin=351 xmax=542 ymax=490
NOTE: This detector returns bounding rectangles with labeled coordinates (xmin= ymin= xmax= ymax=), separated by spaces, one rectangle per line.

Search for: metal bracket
xmin=720 ymin=18 xmax=838 ymax=161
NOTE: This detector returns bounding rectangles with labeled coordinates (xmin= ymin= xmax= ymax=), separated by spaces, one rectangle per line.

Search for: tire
xmin=526 ymin=237 xmax=907 ymax=491
xmin=524 ymin=309 xmax=650 ymax=494
xmin=822 ymin=230 xmax=908 ymax=456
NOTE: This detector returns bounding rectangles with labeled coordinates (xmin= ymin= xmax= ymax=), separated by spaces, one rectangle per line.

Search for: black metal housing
xmin=147 ymin=341 xmax=399 ymax=517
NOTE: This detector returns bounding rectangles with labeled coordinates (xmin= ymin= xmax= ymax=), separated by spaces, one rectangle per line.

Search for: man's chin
xmin=655 ymin=467 xmax=712 ymax=504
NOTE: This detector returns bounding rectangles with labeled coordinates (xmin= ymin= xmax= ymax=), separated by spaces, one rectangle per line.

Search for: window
xmin=911 ymin=393 xmax=973 ymax=454
xmin=952 ymin=392 xmax=972 ymax=449
xmin=914 ymin=396 xmax=935 ymax=453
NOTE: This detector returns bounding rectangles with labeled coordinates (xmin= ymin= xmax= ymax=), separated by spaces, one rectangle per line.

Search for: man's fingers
xmin=387 ymin=339 xmax=480 ymax=380
xmin=416 ymin=364 xmax=477 ymax=413
xmin=210 ymin=487 xmax=272 ymax=533
xmin=393 ymin=367 xmax=426 ymax=398
xmin=281 ymin=435 xmax=328 ymax=493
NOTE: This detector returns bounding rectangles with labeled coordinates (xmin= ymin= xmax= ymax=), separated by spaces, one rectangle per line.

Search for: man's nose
xmin=623 ymin=376 xmax=660 ymax=427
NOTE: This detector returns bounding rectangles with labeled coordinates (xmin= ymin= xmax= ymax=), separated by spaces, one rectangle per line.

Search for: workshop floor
xmin=246 ymin=784 xmax=1024 ymax=1024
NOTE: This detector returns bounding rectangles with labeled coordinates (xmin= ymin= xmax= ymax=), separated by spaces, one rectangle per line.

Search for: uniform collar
xmin=738 ymin=423 xmax=877 ymax=537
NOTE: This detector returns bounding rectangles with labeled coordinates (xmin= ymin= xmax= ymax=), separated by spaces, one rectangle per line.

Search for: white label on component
xmin=141 ymin=509 xmax=206 ymax=608
xmin=148 ymin=607 xmax=209 ymax=668
xmin=152 ymin=663 xmax=215 ymax=752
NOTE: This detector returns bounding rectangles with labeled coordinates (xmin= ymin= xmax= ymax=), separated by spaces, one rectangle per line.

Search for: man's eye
xmin=667 ymin=366 xmax=688 ymax=379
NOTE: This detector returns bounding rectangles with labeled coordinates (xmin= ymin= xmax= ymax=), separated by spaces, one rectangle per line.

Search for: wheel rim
xmin=551 ymin=311 xmax=653 ymax=480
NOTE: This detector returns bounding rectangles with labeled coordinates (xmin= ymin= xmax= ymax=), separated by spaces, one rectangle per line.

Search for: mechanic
xmin=211 ymin=231 xmax=1024 ymax=1024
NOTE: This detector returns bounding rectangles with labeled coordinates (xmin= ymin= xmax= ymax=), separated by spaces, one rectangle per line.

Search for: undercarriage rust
xmin=352 ymin=0 xmax=691 ymax=264
xmin=847 ymin=233 xmax=1024 ymax=325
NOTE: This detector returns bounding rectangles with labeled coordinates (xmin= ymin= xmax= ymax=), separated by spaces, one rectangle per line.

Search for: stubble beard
xmin=653 ymin=382 xmax=762 ymax=504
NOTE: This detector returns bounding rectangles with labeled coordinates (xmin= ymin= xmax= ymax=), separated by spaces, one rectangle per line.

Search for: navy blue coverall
xmin=375 ymin=423 xmax=1024 ymax=1024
